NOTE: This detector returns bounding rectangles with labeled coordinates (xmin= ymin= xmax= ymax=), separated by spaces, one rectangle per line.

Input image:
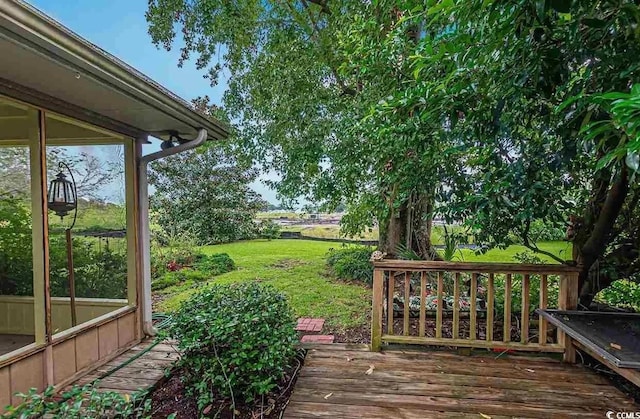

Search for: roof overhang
xmin=0 ymin=0 xmax=229 ymax=142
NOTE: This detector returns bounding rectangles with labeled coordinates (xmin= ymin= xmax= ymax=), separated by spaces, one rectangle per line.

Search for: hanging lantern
xmin=47 ymin=169 xmax=77 ymax=219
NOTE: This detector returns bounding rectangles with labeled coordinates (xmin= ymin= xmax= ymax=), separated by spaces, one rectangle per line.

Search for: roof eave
xmin=0 ymin=0 xmax=230 ymax=141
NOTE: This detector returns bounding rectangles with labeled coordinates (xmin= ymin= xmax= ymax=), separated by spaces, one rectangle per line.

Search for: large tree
xmin=149 ymin=138 xmax=266 ymax=245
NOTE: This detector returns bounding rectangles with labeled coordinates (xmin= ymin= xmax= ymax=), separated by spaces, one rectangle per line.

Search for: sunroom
xmin=0 ymin=0 xmax=227 ymax=410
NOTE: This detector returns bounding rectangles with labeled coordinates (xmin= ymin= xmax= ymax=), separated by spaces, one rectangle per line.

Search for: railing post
xmin=558 ymin=271 xmax=579 ymax=363
xmin=371 ymin=267 xmax=384 ymax=351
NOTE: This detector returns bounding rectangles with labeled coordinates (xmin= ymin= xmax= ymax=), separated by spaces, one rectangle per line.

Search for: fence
xmin=371 ymin=260 xmax=580 ymax=361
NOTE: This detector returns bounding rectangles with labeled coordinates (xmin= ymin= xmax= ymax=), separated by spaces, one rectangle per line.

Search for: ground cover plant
xmin=3 ymin=385 xmax=151 ymax=418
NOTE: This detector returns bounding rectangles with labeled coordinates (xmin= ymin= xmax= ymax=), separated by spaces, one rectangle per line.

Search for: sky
xmin=27 ymin=0 xmax=279 ymax=204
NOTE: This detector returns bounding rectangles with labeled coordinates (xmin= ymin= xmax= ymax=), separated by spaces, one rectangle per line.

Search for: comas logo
xmin=607 ymin=411 xmax=640 ymax=419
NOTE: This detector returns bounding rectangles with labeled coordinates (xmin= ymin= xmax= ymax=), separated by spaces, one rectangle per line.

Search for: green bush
xmin=326 ymin=246 xmax=373 ymax=284
xmin=491 ymin=251 xmax=560 ymax=316
xmin=257 ymin=219 xmax=281 ymax=240
xmin=151 ymin=274 xmax=180 ymax=291
xmin=194 ymin=253 xmax=235 ymax=275
xmin=164 ymin=282 xmax=297 ymax=411
xmin=596 ymin=280 xmax=640 ymax=311
xmin=3 ymin=385 xmax=151 ymax=418
xmin=48 ymin=236 xmax=128 ymax=299
xmin=151 ymin=245 xmax=205 ymax=279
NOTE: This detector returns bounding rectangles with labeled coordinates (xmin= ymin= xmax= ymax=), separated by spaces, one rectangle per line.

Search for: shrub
xmin=326 ymin=246 xmax=374 ymax=284
xmin=151 ymin=274 xmax=180 ymax=291
xmin=164 ymin=282 xmax=297 ymax=410
xmin=596 ymin=280 xmax=640 ymax=311
xmin=151 ymin=245 xmax=205 ymax=279
xmin=257 ymin=219 xmax=281 ymax=240
xmin=194 ymin=253 xmax=235 ymax=275
xmin=4 ymin=385 xmax=151 ymax=418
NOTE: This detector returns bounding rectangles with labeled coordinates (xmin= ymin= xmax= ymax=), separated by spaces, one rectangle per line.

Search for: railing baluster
xmin=503 ymin=273 xmax=512 ymax=342
xmin=539 ymin=274 xmax=548 ymax=345
xmin=470 ymin=273 xmax=477 ymax=340
xmin=521 ymin=274 xmax=530 ymax=344
xmin=403 ymin=271 xmax=410 ymax=336
xmin=486 ymin=273 xmax=495 ymax=342
xmin=371 ymin=268 xmax=384 ymax=351
xmin=387 ymin=271 xmax=395 ymax=335
xmin=453 ymin=272 xmax=460 ymax=339
xmin=436 ymin=271 xmax=444 ymax=338
xmin=419 ymin=271 xmax=426 ymax=337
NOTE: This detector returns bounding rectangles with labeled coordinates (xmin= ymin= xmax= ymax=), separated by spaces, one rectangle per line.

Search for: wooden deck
xmin=68 ymin=339 xmax=179 ymax=395
xmin=286 ymin=345 xmax=639 ymax=418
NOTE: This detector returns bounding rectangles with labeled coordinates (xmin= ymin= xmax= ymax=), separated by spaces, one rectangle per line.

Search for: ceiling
xmin=0 ymin=97 xmax=122 ymax=144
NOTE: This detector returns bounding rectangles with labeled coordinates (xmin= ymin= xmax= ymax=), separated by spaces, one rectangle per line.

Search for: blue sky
xmin=27 ymin=0 xmax=278 ymax=203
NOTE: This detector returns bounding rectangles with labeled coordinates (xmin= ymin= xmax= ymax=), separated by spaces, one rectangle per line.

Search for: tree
xmin=0 ymin=146 xmax=120 ymax=200
xmin=145 ymin=0 xmax=443 ymax=258
xmin=149 ymin=139 xmax=266 ymax=244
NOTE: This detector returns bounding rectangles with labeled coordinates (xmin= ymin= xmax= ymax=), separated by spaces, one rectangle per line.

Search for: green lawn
xmin=156 ymin=239 xmax=571 ymax=330
xmin=156 ymin=240 xmax=370 ymax=330
xmin=461 ymin=241 xmax=572 ymax=263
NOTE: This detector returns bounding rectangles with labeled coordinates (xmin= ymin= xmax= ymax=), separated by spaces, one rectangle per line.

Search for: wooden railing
xmin=371 ymin=260 xmax=580 ymax=361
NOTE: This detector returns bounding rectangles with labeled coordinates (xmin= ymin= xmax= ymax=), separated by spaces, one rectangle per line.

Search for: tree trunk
xmin=572 ymin=165 xmax=629 ymax=308
xmin=379 ymin=190 xmax=440 ymax=260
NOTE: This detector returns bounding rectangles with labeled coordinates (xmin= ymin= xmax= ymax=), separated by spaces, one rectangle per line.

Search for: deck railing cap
xmin=372 ymin=259 xmax=581 ymax=274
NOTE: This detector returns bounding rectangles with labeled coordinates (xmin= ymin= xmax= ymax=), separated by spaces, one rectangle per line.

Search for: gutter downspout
xmin=138 ymin=128 xmax=208 ymax=336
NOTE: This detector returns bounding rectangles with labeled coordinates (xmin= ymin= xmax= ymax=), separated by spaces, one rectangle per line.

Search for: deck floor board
xmin=66 ymin=339 xmax=178 ymax=395
xmin=286 ymin=346 xmax=639 ymax=418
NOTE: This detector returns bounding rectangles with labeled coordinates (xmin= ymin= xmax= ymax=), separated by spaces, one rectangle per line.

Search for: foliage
xmin=326 ymin=246 xmax=374 ymax=284
xmin=0 ymin=198 xmax=33 ymax=295
xmin=0 ymin=198 xmax=128 ymax=298
xmin=151 ymin=269 xmax=210 ymax=291
xmin=395 ymin=243 xmax=422 ymax=261
xmin=163 ymin=282 xmax=297 ymax=410
xmin=596 ymin=280 xmax=640 ymax=311
xmin=194 ymin=252 xmax=235 ymax=275
xmin=145 ymin=0 xmax=443 ymax=258
xmin=151 ymin=233 xmax=204 ymax=279
xmin=3 ymin=384 xmax=151 ymax=418
xmin=257 ymin=219 xmax=281 ymax=240
xmin=149 ymin=141 xmax=266 ymax=246
xmin=151 ymin=250 xmax=234 ymax=290
xmin=49 ymin=237 xmax=128 ymax=299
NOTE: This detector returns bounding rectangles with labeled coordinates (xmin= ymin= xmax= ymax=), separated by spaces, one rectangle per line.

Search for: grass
xmin=281 ymin=224 xmax=488 ymax=244
xmin=460 ymin=241 xmax=573 ymax=263
xmin=156 ymin=239 xmax=571 ymax=331
xmin=156 ymin=240 xmax=370 ymax=329
xmin=283 ymin=225 xmax=378 ymax=240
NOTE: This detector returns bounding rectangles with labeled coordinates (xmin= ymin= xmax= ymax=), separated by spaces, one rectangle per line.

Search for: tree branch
xmin=306 ymin=0 xmax=331 ymax=14
xmin=300 ymin=0 xmax=355 ymax=96
xmin=581 ymin=165 xmax=629 ymax=267
xmin=521 ymin=219 xmax=568 ymax=264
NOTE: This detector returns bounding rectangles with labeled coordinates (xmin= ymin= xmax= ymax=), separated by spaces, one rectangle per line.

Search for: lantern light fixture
xmin=47 ymin=162 xmax=78 ymax=227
